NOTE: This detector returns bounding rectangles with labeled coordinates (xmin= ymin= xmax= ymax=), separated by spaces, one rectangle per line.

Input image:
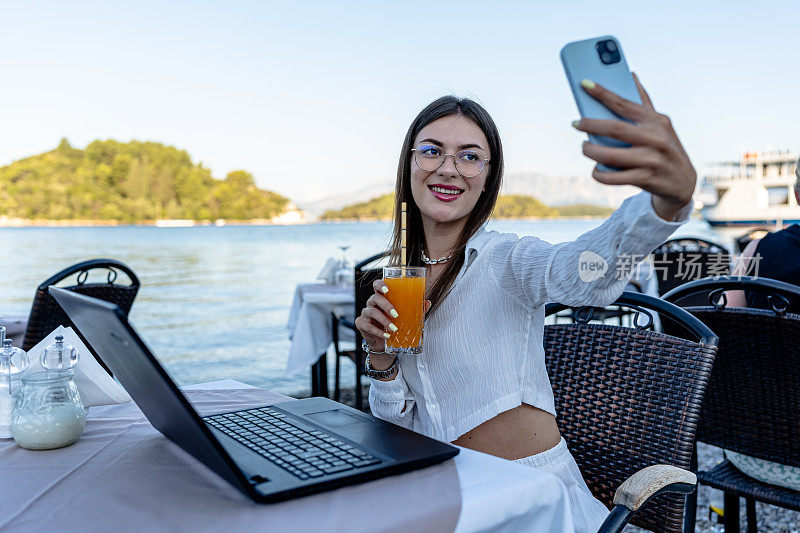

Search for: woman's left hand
xmin=572 ymin=73 xmax=696 ymax=221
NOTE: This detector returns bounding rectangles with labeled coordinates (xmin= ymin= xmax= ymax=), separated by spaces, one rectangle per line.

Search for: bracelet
xmin=364 ymin=354 xmax=399 ymax=380
xmin=361 ymin=340 xmax=398 ymax=379
xmin=361 ymin=339 xmax=389 ymax=356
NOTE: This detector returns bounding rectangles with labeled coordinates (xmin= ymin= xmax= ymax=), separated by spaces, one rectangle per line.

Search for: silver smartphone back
xmin=561 ymin=35 xmax=641 ymax=163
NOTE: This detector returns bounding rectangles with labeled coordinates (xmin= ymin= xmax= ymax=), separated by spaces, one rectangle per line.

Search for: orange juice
xmin=383 ymin=267 xmax=425 ymax=355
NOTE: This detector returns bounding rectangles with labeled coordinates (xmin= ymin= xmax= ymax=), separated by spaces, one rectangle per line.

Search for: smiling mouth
xmin=428 ymin=185 xmax=464 ymax=202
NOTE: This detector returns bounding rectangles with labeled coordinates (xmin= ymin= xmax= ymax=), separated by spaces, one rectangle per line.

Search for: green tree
xmin=0 ymin=140 xmax=291 ymax=222
xmin=322 ymin=193 xmax=613 ymax=220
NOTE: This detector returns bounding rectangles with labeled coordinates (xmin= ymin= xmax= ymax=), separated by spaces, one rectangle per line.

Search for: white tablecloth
xmin=286 ymin=283 xmax=355 ymax=376
xmin=0 ymin=380 xmax=575 ymax=533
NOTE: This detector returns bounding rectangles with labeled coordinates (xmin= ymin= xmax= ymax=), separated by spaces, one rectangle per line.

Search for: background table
xmin=287 ymin=283 xmax=355 ymax=396
xmin=1 ymin=380 xmax=576 ymax=532
xmin=0 ymin=314 xmax=27 ymax=347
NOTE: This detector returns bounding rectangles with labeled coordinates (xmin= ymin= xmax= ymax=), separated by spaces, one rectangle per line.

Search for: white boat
xmin=700 ymin=149 xmax=799 ymax=228
xmin=154 ymin=219 xmax=195 ymax=228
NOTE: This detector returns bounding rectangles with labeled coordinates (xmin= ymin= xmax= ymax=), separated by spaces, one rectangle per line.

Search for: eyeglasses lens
xmin=414 ymin=146 xmax=485 ymax=178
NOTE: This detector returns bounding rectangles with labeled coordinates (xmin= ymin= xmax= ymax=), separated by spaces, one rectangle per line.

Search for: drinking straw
xmin=400 ymin=202 xmax=407 ymax=270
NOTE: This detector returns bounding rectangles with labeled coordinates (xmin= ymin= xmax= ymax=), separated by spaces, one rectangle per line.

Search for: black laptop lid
xmin=49 ymin=287 xmax=249 ymax=492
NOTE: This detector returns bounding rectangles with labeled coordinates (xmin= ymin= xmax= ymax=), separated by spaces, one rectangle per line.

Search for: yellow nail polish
xmin=383 ymin=332 xmax=391 ymax=339
xmin=571 ymin=120 xmax=580 ymax=128
xmin=388 ymin=323 xmax=398 ymax=332
xmin=581 ymin=79 xmax=596 ymax=89
xmin=380 ymin=286 xmax=389 ymax=294
xmin=389 ymin=309 xmax=399 ymax=318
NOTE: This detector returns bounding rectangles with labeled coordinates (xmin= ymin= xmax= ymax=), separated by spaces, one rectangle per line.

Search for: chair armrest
xmin=597 ymin=465 xmax=696 ymax=533
xmin=615 ymin=464 xmax=696 ymax=511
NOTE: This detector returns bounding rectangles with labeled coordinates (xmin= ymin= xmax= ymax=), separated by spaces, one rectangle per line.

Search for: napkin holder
xmin=26 ymin=326 xmax=132 ymax=408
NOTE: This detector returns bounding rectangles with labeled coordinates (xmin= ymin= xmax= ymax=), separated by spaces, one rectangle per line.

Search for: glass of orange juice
xmin=382 ymin=266 xmax=426 ymax=355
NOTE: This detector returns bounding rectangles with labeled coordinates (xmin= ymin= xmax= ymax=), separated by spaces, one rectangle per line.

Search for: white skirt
xmin=514 ymin=438 xmax=609 ymax=533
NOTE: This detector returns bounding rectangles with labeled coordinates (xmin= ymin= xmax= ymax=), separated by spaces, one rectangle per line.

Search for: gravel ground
xmin=300 ymin=388 xmax=799 ymax=532
xmin=626 ymin=442 xmax=799 ymax=533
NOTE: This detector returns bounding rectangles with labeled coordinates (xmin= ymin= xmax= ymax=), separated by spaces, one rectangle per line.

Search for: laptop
xmin=50 ymin=287 xmax=458 ymax=503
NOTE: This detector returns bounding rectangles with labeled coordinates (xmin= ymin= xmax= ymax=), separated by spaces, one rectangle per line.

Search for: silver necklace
xmin=421 ymin=250 xmax=452 ymax=265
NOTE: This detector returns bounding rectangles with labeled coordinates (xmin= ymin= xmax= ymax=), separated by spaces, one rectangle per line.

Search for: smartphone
xmin=561 ymin=35 xmax=641 ymax=170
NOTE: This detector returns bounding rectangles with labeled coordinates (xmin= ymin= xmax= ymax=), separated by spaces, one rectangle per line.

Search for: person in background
xmin=727 ymin=156 xmax=800 ymax=310
xmin=723 ymin=156 xmax=800 ymax=492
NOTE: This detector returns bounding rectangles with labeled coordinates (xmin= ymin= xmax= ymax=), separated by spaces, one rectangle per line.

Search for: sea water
xmin=0 ymin=219 xmax=717 ymax=394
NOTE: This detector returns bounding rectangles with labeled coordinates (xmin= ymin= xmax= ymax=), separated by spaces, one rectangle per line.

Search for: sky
xmin=1 ymin=1 xmax=798 ymax=206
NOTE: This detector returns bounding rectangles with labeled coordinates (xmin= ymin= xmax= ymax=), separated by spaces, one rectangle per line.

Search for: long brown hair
xmin=389 ymin=96 xmax=504 ymax=315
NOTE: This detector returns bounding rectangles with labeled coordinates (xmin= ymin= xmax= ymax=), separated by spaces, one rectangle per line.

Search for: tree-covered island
xmin=321 ymin=194 xmax=613 ymax=220
xmin=0 ymin=139 xmax=290 ymax=223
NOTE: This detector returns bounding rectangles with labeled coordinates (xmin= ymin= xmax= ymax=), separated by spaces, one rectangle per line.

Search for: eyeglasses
xmin=411 ymin=144 xmax=489 ymax=178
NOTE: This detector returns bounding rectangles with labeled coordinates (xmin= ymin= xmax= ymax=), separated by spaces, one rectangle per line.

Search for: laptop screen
xmin=49 ymin=287 xmax=248 ymax=491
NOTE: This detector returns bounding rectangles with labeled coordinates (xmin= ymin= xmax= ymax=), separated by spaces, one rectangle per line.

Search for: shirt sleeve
xmin=368 ymin=365 xmax=417 ymax=430
xmin=488 ymin=192 xmax=694 ymax=308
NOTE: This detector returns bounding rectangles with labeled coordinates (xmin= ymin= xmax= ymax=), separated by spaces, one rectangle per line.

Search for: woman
xmin=354 ymin=76 xmax=696 ymax=532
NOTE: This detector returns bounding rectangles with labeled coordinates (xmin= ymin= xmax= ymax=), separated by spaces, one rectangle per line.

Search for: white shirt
xmin=369 ymin=192 xmax=693 ymax=443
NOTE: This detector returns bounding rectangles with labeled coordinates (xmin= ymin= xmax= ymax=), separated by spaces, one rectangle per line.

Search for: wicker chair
xmin=548 ymin=279 xmax=644 ymax=327
xmin=544 ymin=292 xmax=719 ymax=533
xmin=23 ymin=259 xmax=140 ymax=375
xmin=332 ymin=251 xmax=388 ymax=411
xmin=662 ymin=276 xmax=800 ymax=533
xmin=651 ymin=238 xmax=731 ymax=304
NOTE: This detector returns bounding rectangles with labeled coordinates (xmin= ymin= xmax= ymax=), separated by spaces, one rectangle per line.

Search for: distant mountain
xmin=305 ymin=171 xmax=637 ymax=219
xmin=321 ymin=193 xmax=613 ymax=220
xmin=0 ymin=138 xmax=290 ymax=222
xmin=299 ymin=179 xmax=395 ymax=218
xmin=501 ymin=172 xmax=639 ymax=207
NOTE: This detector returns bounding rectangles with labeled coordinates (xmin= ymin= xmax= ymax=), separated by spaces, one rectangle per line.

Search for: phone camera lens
xmin=596 ymin=40 xmax=621 ymax=65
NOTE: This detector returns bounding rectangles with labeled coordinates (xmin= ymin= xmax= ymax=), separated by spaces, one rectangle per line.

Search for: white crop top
xmin=368 ymin=192 xmax=692 ymax=443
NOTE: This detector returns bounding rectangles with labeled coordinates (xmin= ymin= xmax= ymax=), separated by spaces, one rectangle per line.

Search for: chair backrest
xmin=352 ymin=252 xmax=390 ymax=366
xmin=544 ymin=292 xmax=718 ymax=533
xmin=662 ymin=276 xmax=800 ymax=468
xmin=23 ymin=259 xmax=140 ymax=374
xmin=734 ymin=227 xmax=771 ymax=253
xmin=651 ymin=238 xmax=731 ymax=303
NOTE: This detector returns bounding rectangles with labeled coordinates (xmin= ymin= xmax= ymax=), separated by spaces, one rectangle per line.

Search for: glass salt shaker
xmin=0 ymin=338 xmax=30 ymax=439
xmin=11 ymin=335 xmax=86 ymax=450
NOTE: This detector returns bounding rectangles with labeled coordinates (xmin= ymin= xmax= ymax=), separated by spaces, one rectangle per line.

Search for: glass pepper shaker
xmin=11 ymin=335 xmax=86 ymax=450
xmin=0 ymin=338 xmax=30 ymax=439
xmin=40 ymin=334 xmax=79 ymax=371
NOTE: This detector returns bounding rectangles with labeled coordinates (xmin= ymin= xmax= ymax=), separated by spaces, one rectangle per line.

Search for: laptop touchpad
xmin=305 ymin=409 xmax=370 ymax=427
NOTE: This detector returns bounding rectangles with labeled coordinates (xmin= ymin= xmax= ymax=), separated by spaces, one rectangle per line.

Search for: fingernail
xmin=380 ymin=286 xmax=389 ymax=294
xmin=389 ymin=309 xmax=399 ymax=318
xmin=383 ymin=332 xmax=391 ymax=339
xmin=571 ymin=120 xmax=580 ymax=129
xmin=581 ymin=79 xmax=596 ymax=89
xmin=388 ymin=323 xmax=398 ymax=332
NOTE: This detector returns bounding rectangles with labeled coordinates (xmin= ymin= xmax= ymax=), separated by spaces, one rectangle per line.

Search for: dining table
xmin=1 ymin=380 xmax=578 ymax=532
xmin=0 ymin=314 xmax=27 ymax=347
xmin=286 ymin=282 xmax=355 ymax=397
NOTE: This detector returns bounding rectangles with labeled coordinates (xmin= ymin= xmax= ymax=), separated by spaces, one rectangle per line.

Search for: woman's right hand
xmin=354 ymin=280 xmax=430 ymax=376
xmin=354 ymin=280 xmax=399 ymax=367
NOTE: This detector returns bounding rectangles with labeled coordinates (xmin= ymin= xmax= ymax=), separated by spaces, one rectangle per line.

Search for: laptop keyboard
xmin=204 ymin=406 xmax=382 ymax=481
